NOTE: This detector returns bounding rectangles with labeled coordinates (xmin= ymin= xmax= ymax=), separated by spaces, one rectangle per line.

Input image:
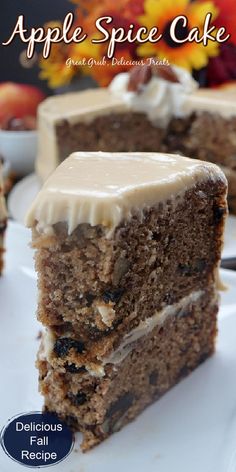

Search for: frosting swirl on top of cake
xmin=26 ymin=151 xmax=226 ymax=235
xmin=109 ymin=65 xmax=198 ymax=127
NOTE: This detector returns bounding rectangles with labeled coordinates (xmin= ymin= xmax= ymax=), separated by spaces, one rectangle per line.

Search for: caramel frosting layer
xmin=185 ymin=88 xmax=236 ymax=118
xmin=26 ymin=151 xmax=226 ymax=234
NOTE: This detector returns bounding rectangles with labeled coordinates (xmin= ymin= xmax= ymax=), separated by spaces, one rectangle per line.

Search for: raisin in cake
xmin=36 ymin=65 xmax=236 ymax=213
xmin=26 ymin=151 xmax=227 ymax=451
xmin=0 ymin=161 xmax=7 ymax=274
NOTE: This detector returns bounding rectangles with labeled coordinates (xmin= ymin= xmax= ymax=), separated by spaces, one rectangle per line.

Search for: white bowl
xmin=0 ymin=129 xmax=37 ymax=176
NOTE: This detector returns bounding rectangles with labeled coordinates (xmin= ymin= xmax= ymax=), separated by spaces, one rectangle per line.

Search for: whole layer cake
xmin=26 ymin=151 xmax=227 ymax=451
xmin=36 ymin=65 xmax=236 ymax=213
xmin=0 ymin=161 xmax=7 ymax=275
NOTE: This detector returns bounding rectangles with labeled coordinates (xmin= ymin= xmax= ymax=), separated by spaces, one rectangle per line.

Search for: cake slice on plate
xmin=0 ymin=161 xmax=7 ymax=275
xmin=26 ymin=151 xmax=227 ymax=451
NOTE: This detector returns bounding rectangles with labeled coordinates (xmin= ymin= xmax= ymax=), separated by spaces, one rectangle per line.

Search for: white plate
xmin=8 ymin=173 xmax=236 ymax=259
xmin=0 ymin=130 xmax=37 ymax=176
xmin=0 ymin=221 xmax=236 ymax=472
xmin=8 ymin=173 xmax=41 ymax=225
xmin=223 ymin=216 xmax=236 ymax=259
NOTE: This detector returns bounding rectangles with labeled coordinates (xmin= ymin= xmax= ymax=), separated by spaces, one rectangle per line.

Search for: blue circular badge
xmin=0 ymin=411 xmax=74 ymax=468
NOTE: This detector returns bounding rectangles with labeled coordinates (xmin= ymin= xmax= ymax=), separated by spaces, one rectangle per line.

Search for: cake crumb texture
xmin=29 ymin=151 xmax=227 ymax=451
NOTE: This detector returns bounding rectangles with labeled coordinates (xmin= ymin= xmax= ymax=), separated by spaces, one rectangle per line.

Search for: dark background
xmin=1 ymin=0 xmax=75 ymax=94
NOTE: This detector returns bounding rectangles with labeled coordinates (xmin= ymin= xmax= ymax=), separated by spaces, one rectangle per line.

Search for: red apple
xmin=0 ymin=82 xmax=45 ymax=126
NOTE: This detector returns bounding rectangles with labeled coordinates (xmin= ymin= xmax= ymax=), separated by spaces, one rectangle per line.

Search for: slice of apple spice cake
xmin=26 ymin=151 xmax=227 ymax=451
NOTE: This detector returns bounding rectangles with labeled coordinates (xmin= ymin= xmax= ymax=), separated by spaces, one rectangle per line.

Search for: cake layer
xmin=38 ymin=286 xmax=218 ymax=451
xmin=55 ymin=111 xmax=236 ymax=170
xmin=55 ymin=112 xmax=165 ymax=163
xmin=164 ymin=112 xmax=236 ymax=171
xmin=28 ymin=172 xmax=227 ymax=347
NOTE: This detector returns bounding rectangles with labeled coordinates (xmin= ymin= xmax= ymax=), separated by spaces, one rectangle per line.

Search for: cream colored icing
xmin=38 ymin=88 xmax=126 ymax=125
xmin=185 ymin=89 xmax=236 ymax=118
xmin=26 ymin=151 xmax=225 ymax=235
